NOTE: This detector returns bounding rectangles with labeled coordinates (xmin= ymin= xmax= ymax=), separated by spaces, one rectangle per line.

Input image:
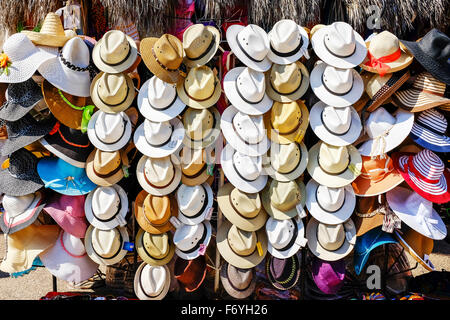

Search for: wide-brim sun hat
xmin=265 ymin=62 xmax=310 ymax=103
xmin=261 ymin=179 xmax=306 ymax=220
xmin=263 ymin=141 xmax=308 ymax=182
xmin=267 ymin=22 xmax=309 ymax=65
xmin=408 ymin=109 xmax=450 ymax=153
xmin=394 ymin=229 xmax=435 ymax=272
xmin=133 ymin=262 xmax=171 ymax=300
xmin=21 ymin=13 xmax=74 ymax=47
xmin=135 ymin=228 xmax=175 ymax=266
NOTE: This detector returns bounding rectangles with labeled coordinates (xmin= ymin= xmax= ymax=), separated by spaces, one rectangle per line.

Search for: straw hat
xmin=173 ymin=221 xmax=212 ymax=260
xmin=394 ymin=229 xmax=435 ymax=272
xmin=134 ymin=262 xmax=171 ymax=300
xmin=22 ymin=13 xmax=74 ymax=47
xmin=266 ymin=216 xmax=306 ymax=259
xmin=263 ymin=141 xmax=308 ymax=182
xmin=134 ymin=189 xmax=178 ymax=234
xmin=84 ymin=225 xmax=129 ymax=265
xmin=90 ymin=72 xmax=135 ymax=113
xmin=266 ymin=254 xmax=301 ymax=290
xmin=353 ymin=195 xmax=386 ymax=237
xmin=183 ymin=24 xmax=220 ymax=68
xmin=217 ymin=183 xmax=268 ymax=232
xmin=140 ymin=34 xmax=186 ymax=84
xmin=176 ymin=183 xmax=213 ymax=226
xmin=174 ymin=255 xmax=207 ymax=292
xmin=409 ymin=108 xmax=450 ymax=153
xmin=307 ymin=142 xmax=362 ymax=188
xmin=136 ymin=229 xmax=175 ymax=266
xmin=220 ymin=262 xmax=256 ymax=299
xmin=182 ymin=107 xmax=221 ymax=150
xmin=264 ymin=100 xmax=309 ymax=145
xmin=85 ymin=148 xmax=129 ymax=186
xmin=178 ymin=146 xmax=214 ymax=186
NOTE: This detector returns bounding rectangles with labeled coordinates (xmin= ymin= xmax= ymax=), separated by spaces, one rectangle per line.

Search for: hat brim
xmin=217 ymin=183 xmax=268 ymax=232
xmin=0 ymin=167 xmax=44 ymax=197
xmin=183 ymin=26 xmax=221 ymax=68
xmin=39 ymin=136 xmax=91 ymax=169
xmin=353 ymin=212 xmax=385 ymax=237
xmin=217 ymin=219 xmax=268 ymax=269
xmin=267 ymin=217 xmax=305 ymax=259
xmin=264 ymin=141 xmax=308 ymax=182
xmin=0 ymin=90 xmax=42 ymax=122
xmin=306 ymin=217 xmax=356 ymax=261
xmin=409 ymin=123 xmax=450 ymax=153
xmin=306 ymin=179 xmax=356 ymax=225
xmin=223 ymin=67 xmax=274 ymax=115
xmin=137 ymin=77 xmax=186 ymax=121
xmin=226 ymin=25 xmax=272 ymax=73
xmin=177 ymin=75 xmax=222 ymax=110
xmin=136 ymin=229 xmax=175 ymax=266
xmin=84 ymin=225 xmax=129 ymax=265
xmin=220 ymin=144 xmax=268 ymax=194
xmin=310 ymin=63 xmax=364 ymax=107
xmin=175 ymin=221 xmax=212 ymax=260
xmin=220 ymin=105 xmax=271 ymax=157
xmin=220 ymin=262 xmax=256 ymax=299
xmin=261 ymin=179 xmax=306 ymax=220
xmin=352 ymin=166 xmax=404 ymax=197
xmin=360 ymin=42 xmax=414 ymax=74
xmin=177 ymin=183 xmax=213 ymax=225
xmin=306 ymin=142 xmax=362 ymax=188
xmin=133 ymin=262 xmax=171 ymax=300
xmin=265 ymin=62 xmax=310 ymax=103
xmin=44 ymin=196 xmax=88 ymax=238
xmin=21 ymin=31 xmax=73 ymax=47
xmin=134 ymin=117 xmax=185 ymax=158
xmin=394 ymin=230 xmax=435 ymax=272
xmin=84 ymin=185 xmax=129 ymax=230
xmin=90 ymin=72 xmax=135 ymax=113
xmin=393 ymin=88 xmax=450 ymax=113
xmin=181 ymin=166 xmax=212 ymax=186
xmin=92 ymin=35 xmax=138 ymax=74
xmin=85 ymin=150 xmax=128 ymax=186
xmin=267 ymin=25 xmax=309 ymax=65
xmin=183 ymin=107 xmax=221 ymax=150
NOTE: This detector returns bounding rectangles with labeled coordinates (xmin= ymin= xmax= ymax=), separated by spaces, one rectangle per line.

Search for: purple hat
xmin=43 ymin=194 xmax=88 ymax=238
xmin=311 ymin=257 xmax=346 ymax=295
xmin=266 ymin=254 xmax=301 ymax=290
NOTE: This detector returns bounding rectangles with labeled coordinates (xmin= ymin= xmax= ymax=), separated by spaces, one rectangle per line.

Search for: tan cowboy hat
xmin=217 ymin=183 xmax=268 ymax=232
xmin=264 ymin=100 xmax=309 ymax=144
xmin=182 ymin=107 xmax=221 ymax=150
xmin=265 ymin=61 xmax=310 ymax=102
xmin=217 ymin=220 xmax=268 ymax=269
xmin=85 ymin=148 xmax=129 ymax=187
xmin=140 ymin=34 xmax=186 ymax=84
xmin=178 ymin=146 xmax=215 ymax=186
xmin=394 ymin=229 xmax=435 ymax=272
xmin=136 ymin=228 xmax=175 ymax=266
xmin=90 ymin=72 xmax=135 ymax=113
xmin=177 ymin=66 xmax=222 ymax=109
xmin=183 ymin=24 xmax=221 ymax=68
xmin=22 ymin=12 xmax=74 ymax=47
xmin=134 ymin=189 xmax=178 ymax=234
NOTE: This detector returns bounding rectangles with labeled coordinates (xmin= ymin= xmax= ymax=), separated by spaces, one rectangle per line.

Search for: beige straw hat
xmin=183 ymin=24 xmax=221 ymax=68
xmin=22 ymin=12 xmax=74 ymax=47
xmin=265 ymin=61 xmax=310 ymax=102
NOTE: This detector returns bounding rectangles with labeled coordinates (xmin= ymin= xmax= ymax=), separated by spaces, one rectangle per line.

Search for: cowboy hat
xmin=174 ymin=255 xmax=207 ymax=292
xmin=266 ymin=216 xmax=307 ymax=259
xmin=220 ymin=262 xmax=256 ymax=299
xmin=0 ymin=78 xmax=43 ymax=121
xmin=311 ymin=257 xmax=346 ymax=295
xmin=90 ymin=72 xmax=135 ymax=113
xmin=394 ymin=229 xmax=435 ymax=272
xmin=266 ymin=254 xmax=301 ymax=290
xmin=176 ymin=183 xmax=213 ymax=226
xmin=21 ymin=13 xmax=74 ymax=47
xmin=136 ymin=229 xmax=175 ymax=266
xmin=353 ymin=195 xmax=387 ymax=237
xmin=173 ymin=220 xmax=212 ymax=261
xmin=263 ymin=141 xmax=308 ymax=182
xmin=134 ymin=262 xmax=171 ymax=300
xmin=84 ymin=224 xmax=129 ymax=265
xmin=183 ymin=24 xmax=221 ymax=68
xmin=178 ymin=146 xmax=215 ymax=186
xmin=85 ymin=148 xmax=129 ymax=186
xmin=182 ymin=107 xmax=221 ymax=150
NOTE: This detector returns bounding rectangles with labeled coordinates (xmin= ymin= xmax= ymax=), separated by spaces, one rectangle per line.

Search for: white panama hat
xmin=176 ymin=183 xmax=214 ymax=226
xmin=133 ymin=262 xmax=171 ymax=300
xmin=265 ymin=216 xmax=307 ymax=259
xmin=173 ymin=220 xmax=212 ymax=260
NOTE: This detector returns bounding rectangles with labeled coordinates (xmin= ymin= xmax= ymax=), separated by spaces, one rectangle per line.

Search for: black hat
xmin=401 ymin=29 xmax=450 ymax=85
xmin=266 ymin=254 xmax=301 ymax=290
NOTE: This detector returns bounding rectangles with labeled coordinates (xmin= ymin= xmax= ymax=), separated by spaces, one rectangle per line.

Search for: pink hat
xmin=44 ymin=194 xmax=88 ymax=238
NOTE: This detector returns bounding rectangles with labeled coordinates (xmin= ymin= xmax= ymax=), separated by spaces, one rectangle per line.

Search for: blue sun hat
xmin=353 ymin=226 xmax=398 ymax=275
xmin=37 ymin=157 xmax=97 ymax=196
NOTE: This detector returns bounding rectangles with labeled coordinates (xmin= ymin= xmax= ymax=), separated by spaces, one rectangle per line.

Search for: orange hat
xmin=394 ymin=229 xmax=435 ymax=271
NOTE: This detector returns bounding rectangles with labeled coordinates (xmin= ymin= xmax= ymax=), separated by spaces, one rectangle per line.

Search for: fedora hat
xmin=38 ymin=37 xmax=92 ymax=97
xmin=265 ymin=62 xmax=310 ymax=103
xmin=267 ymin=19 xmax=309 ymax=65
xmin=40 ymin=122 xmax=94 ymax=168
xmin=391 ymin=149 xmax=450 ymax=204
xmin=137 ymin=76 xmax=186 ymax=122
xmin=226 ymin=24 xmax=272 ymax=72
xmin=311 ymin=21 xmax=367 ymax=69
xmin=85 ymin=148 xmax=129 ymax=186
xmin=223 ymin=67 xmax=273 ymax=115
xmin=264 ymin=100 xmax=309 ymax=145
xmin=22 ymin=13 xmax=74 ymax=47
xmin=37 ymin=157 xmax=97 ymax=196
xmin=176 ymin=183 xmax=213 ymax=226
xmin=173 ymin=220 xmax=212 ymax=260
xmin=179 ymin=146 xmax=214 ymax=186
xmin=0 ymin=148 xmax=44 ymax=196
xmin=352 ymin=155 xmax=404 ymax=197
xmin=84 ymin=224 xmax=129 ymax=265
xmin=0 ymin=78 xmax=43 ymax=121
xmin=134 ymin=189 xmax=178 ymax=234
xmin=136 ymin=229 xmax=175 ymax=266
xmin=361 ymin=31 xmax=413 ymax=76
xmin=401 ymin=29 xmax=450 ymax=85
xmin=221 ymin=105 xmax=270 ymax=157
xmin=183 ymin=23 xmax=220 ymax=67
xmin=409 ymin=109 xmax=450 ymax=153
xmin=306 ymin=217 xmax=356 ymax=261
xmin=311 ymin=257 xmax=346 ymax=295
xmin=40 ymin=230 xmax=99 ymax=283
xmin=43 ymin=194 xmax=88 ymax=238
xmin=217 ymin=183 xmax=268 ymax=232
xmin=266 ymin=254 xmax=301 ymax=290
xmin=386 ymin=186 xmax=447 ymax=240
xmin=263 ymin=141 xmax=308 ymax=182
xmin=136 ymin=154 xmax=182 ymax=196
xmin=85 ymin=185 xmax=128 ymax=231
xmin=353 ymin=195 xmax=387 ymax=236
xmin=310 ymin=62 xmax=364 ymax=107
xmin=0 ymin=224 xmax=59 ymax=274
xmin=134 ymin=118 xmax=185 ymax=158
xmin=220 ymin=144 xmax=268 ymax=194
xmin=174 ymin=255 xmax=207 ymax=292
xmin=92 ymin=30 xmax=138 ymax=74
xmin=87 ymin=110 xmax=132 ymax=152
xmin=266 ymin=216 xmax=306 ymax=259
xmin=305 ymin=179 xmax=356 ymax=226
xmin=261 ymin=178 xmax=306 ymax=220
xmin=177 ymin=65 xmax=221 ymax=109
xmin=307 ymin=142 xmax=362 ymax=188
xmin=220 ymin=262 xmax=256 ymax=299
xmin=140 ymin=34 xmax=186 ymax=84
xmin=90 ymin=72 xmax=135 ymax=113
xmin=182 ymin=107 xmax=221 ymax=150
xmin=0 ymin=33 xmax=57 ymax=83
xmin=394 ymin=229 xmax=435 ymax=272
xmin=358 ymin=107 xmax=414 ymax=157
xmin=217 ymin=219 xmax=267 ymax=269
xmin=0 ymin=191 xmax=45 ymax=235
xmin=310 ymin=101 xmax=362 ymax=146
xmin=134 ymin=262 xmax=171 ymax=300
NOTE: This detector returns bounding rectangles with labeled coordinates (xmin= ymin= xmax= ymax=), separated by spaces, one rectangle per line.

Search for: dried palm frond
xmin=201 ymin=0 xmax=239 ymax=20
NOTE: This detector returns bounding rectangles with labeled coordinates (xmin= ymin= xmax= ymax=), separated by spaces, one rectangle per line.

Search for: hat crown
xmin=322 ymin=105 xmax=352 ymax=134
xmin=271 ymin=101 xmax=302 ymax=133
xmin=144 ymin=194 xmax=171 ymax=223
xmin=140 ymin=264 xmax=166 ymax=295
xmin=416 ymin=109 xmax=447 ymax=134
xmin=270 ymin=63 xmax=302 ymax=94
xmin=144 ymin=119 xmax=173 ymax=146
xmin=184 ymin=66 xmax=216 ymax=100
xmin=417 ymin=29 xmax=450 ymax=63
xmin=94 ymin=112 xmax=126 ymax=144
xmin=3 ymin=193 xmax=35 ymax=217
xmin=237 ymin=25 xmax=269 ymax=61
xmin=91 ymin=227 xmax=121 ymax=258
xmin=233 ymin=112 xmax=265 ymax=144
xmin=184 ymin=108 xmax=213 ymax=140
xmin=360 ymin=155 xmax=394 ymax=181
xmin=270 ymin=19 xmax=301 ymax=53
xmin=39 ymin=12 xmax=66 ymax=37
xmin=271 ymin=142 xmax=301 ymax=173
xmin=154 ymin=34 xmax=184 ymax=70
xmin=412 ymin=149 xmax=445 ymax=182
xmin=323 ymin=22 xmax=356 ymax=57
xmin=183 ymin=24 xmax=214 ymax=58
xmin=230 ymin=187 xmax=261 ymax=218
xmin=144 ymin=156 xmax=174 ymax=187
xmin=322 ymin=66 xmax=353 ymax=94
xmin=228 ymin=224 xmax=257 ymax=256
xmin=236 ymin=67 xmax=266 ymax=103
xmin=316 ymin=185 xmax=345 ymax=212
xmin=177 ymin=184 xmax=206 ymax=217
xmin=269 ymin=180 xmax=300 ymax=211
xmin=227 ymin=264 xmax=253 ymax=289
xmin=317 ymin=223 xmax=345 ymax=251
xmin=266 ymin=217 xmax=296 ymax=249
xmin=62 ymin=231 xmax=86 ymax=256
xmin=412 ymin=72 xmax=447 ymax=94
xmin=365 ymin=107 xmax=396 ymax=138
xmin=143 ymin=232 xmax=169 ymax=258
xmin=318 ymin=143 xmax=349 ymax=174
xmin=173 ymin=223 xmax=205 ymax=251
xmin=99 ymin=30 xmax=130 ymax=65
xmin=62 ymin=37 xmax=90 ymax=69
xmin=147 ymin=76 xmax=176 ymax=109
xmin=93 ymin=149 xmax=122 ymax=174
xmin=96 ymin=73 xmax=129 ymax=105
xmin=368 ymin=31 xmax=400 ymax=58
xmin=92 ymin=186 xmax=120 ymax=220
xmin=4 ymin=33 xmax=38 ymax=62
xmin=181 ymin=147 xmax=205 ymax=176
xmin=233 ymin=151 xmax=262 ymax=181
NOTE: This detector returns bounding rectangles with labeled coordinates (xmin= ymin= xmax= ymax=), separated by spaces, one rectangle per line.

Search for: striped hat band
xmin=411 ymin=149 xmax=445 ymax=183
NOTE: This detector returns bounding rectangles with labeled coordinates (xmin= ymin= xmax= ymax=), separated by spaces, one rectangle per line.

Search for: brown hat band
xmin=143 ymin=167 xmax=176 ymax=190
xmin=93 ymin=159 xmax=123 ymax=179
xmin=186 ymin=34 xmax=216 ymax=61
xmin=151 ymin=47 xmax=187 ymax=77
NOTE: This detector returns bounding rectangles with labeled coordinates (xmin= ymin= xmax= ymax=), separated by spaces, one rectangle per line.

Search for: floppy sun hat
xmin=173 ymin=220 xmax=212 ymax=260
xmin=21 ymin=12 xmax=74 ymax=47
xmin=134 ymin=262 xmax=171 ymax=300
xmin=311 ymin=257 xmax=346 ymax=295
xmin=136 ymin=228 xmax=175 ymax=266
xmin=174 ymin=255 xmax=207 ymax=292
xmin=394 ymin=229 xmax=436 ymax=272
xmin=265 ymin=216 xmax=307 ymax=259
xmin=408 ymin=109 xmax=450 ymax=153
xmin=220 ymin=261 xmax=257 ymax=299
xmin=85 ymin=148 xmax=129 ymax=187
xmin=0 ymin=78 xmax=43 ymax=121
xmin=263 ymin=141 xmax=308 ymax=182
xmin=311 ymin=21 xmax=367 ymax=69
xmin=176 ymin=183 xmax=213 ymax=226
xmin=183 ymin=24 xmax=221 ymax=68
xmin=182 ymin=107 xmax=221 ymax=150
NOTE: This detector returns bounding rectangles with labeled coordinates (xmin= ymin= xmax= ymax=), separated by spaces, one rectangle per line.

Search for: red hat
xmin=174 ymin=255 xmax=207 ymax=292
